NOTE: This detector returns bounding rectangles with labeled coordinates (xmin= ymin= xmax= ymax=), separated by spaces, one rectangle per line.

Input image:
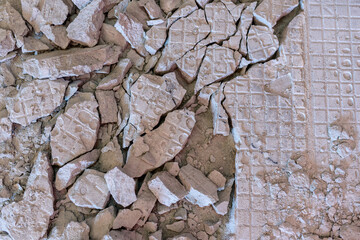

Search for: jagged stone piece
xmin=0 ymin=29 xmax=15 ymax=57
xmin=156 ymin=9 xmax=210 ymax=73
xmin=104 ymin=167 xmax=137 ymax=207
xmin=68 ymin=169 xmax=110 ymax=209
xmin=115 ymin=13 xmax=146 ymax=56
xmin=254 ymin=0 xmax=298 ymax=27
xmin=220 ymin=0 xmax=245 ymax=21
xmin=212 ymin=178 xmax=234 ymax=215
xmin=148 ymin=171 xmax=188 ymax=207
xmin=123 ymin=72 xmax=186 ymax=147
xmin=210 ymin=84 xmax=230 ymax=136
xmin=42 ymin=25 xmax=71 ymax=49
xmin=166 ymin=0 xmax=198 ymax=27
xmin=178 ymin=164 xmax=219 ymax=207
xmin=176 ymin=46 xmax=206 ymax=83
xmin=0 ymin=152 xmax=54 ymax=240
xmin=100 ymin=23 xmax=129 ymax=51
xmin=168 ymin=233 xmax=196 ymax=240
xmin=0 ymin=2 xmax=29 ymax=47
xmin=23 ymin=45 xmax=121 ymax=79
xmin=208 ymin=170 xmax=226 ymax=189
xmin=95 ymin=90 xmax=118 ymax=124
xmin=239 ymin=2 xmax=256 ymax=55
xmin=48 ymin=221 xmax=90 ymax=240
xmin=164 ymin=162 xmax=180 ymax=176
xmin=222 ymin=28 xmax=241 ymax=51
xmin=166 ymin=221 xmax=185 ymax=233
xmin=247 ymin=25 xmax=279 ymax=63
xmin=6 ymin=79 xmax=68 ymax=126
xmin=22 ymin=36 xmax=49 ymax=53
xmin=51 ymin=92 xmax=99 ymax=166
xmin=123 ymin=109 xmax=196 ymax=178
xmin=139 ymin=0 xmax=162 ymax=19
xmin=96 ymin=138 xmax=124 ymax=172
xmin=55 ymin=149 xmax=101 ymax=191
xmin=89 ymin=206 xmax=116 ymax=240
xmin=113 ymin=209 xmax=142 ymax=229
xmin=0 ymin=110 xmax=12 ymax=142
xmin=0 ymin=63 xmax=15 ymax=87
xmin=97 ymin=58 xmax=132 ymax=90
xmin=145 ymin=22 xmax=167 ymax=55
xmin=198 ymin=2 xmax=236 ymax=46
xmin=160 ymin=0 xmax=181 ymax=13
xmin=67 ymin=0 xmax=104 ymax=47
xmin=72 ymin=0 xmax=92 ymax=9
xmin=195 ymin=44 xmax=241 ymax=93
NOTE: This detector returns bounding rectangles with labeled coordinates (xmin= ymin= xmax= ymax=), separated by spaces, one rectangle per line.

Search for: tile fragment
xmin=212 ymin=178 xmax=234 ymax=215
xmin=210 ymin=84 xmax=230 ymax=136
xmin=95 ymin=90 xmax=118 ymax=124
xmin=238 ymin=2 xmax=256 ymax=56
xmin=0 ymin=29 xmax=15 ymax=57
xmin=176 ymin=46 xmax=206 ymax=83
xmin=42 ymin=25 xmax=71 ymax=49
xmin=100 ymin=23 xmax=129 ymax=51
xmin=139 ymin=0 xmax=163 ymax=19
xmin=22 ymin=36 xmax=50 ymax=53
xmin=196 ymin=0 xmax=210 ymax=8
xmin=97 ymin=58 xmax=132 ymax=90
xmin=145 ymin=22 xmax=167 ymax=55
xmin=96 ymin=138 xmax=124 ymax=172
xmin=48 ymin=221 xmax=90 ymax=240
xmin=113 ymin=209 xmax=142 ymax=229
xmin=160 ymin=0 xmax=181 ymax=13
xmin=220 ymin=0 xmax=245 ymax=21
xmin=166 ymin=0 xmax=198 ymax=27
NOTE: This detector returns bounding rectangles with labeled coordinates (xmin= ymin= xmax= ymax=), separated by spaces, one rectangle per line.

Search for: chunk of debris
xmin=96 ymin=138 xmax=124 ymax=172
xmin=125 ymin=1 xmax=151 ymax=30
xmin=42 ymin=25 xmax=71 ymax=49
xmin=66 ymin=0 xmax=104 ymax=47
xmin=89 ymin=206 xmax=116 ymax=240
xmin=210 ymin=84 xmax=230 ymax=136
xmin=51 ymin=92 xmax=99 ymax=166
xmin=195 ymin=44 xmax=241 ymax=93
xmin=166 ymin=221 xmax=185 ymax=233
xmin=139 ymin=0 xmax=163 ymax=19
xmin=264 ymin=73 xmax=293 ymax=98
xmin=207 ymin=170 xmax=226 ymax=190
xmin=105 ymin=230 xmax=143 ymax=240
xmin=212 ymin=178 xmax=234 ymax=215
xmin=23 ymin=45 xmax=121 ymax=79
xmin=0 ymin=63 xmax=15 ymax=87
xmin=113 ymin=209 xmax=142 ymax=229
xmin=220 ymin=0 xmax=245 ymax=21
xmin=68 ymin=169 xmax=110 ymax=209
xmin=0 ymin=110 xmax=12 ymax=143
xmin=198 ymin=83 xmax=220 ymax=107
xmin=100 ymin=23 xmax=129 ymax=51
xmin=0 ymin=29 xmax=15 ymax=57
xmin=127 ymin=49 xmax=145 ymax=70
xmin=95 ymin=90 xmax=118 ymax=124
xmin=144 ymin=221 xmax=158 ymax=232
xmin=115 ymin=13 xmax=147 ymax=56
xmin=124 ymin=109 xmax=196 ymax=177
xmin=55 ymin=149 xmax=101 ymax=191
xmin=123 ymin=73 xmax=186 ymax=147
xmin=222 ymin=28 xmax=242 ymax=51
xmin=204 ymin=221 xmax=221 ymax=235
xmin=160 ymin=0 xmax=181 ymax=13
xmin=97 ymin=58 xmax=132 ymax=90
xmin=149 ymin=230 xmax=162 ymax=240
xmin=148 ymin=171 xmax=187 ymax=207
xmin=72 ymin=0 xmax=93 ymax=9
xmin=22 ymin=36 xmax=50 ymax=53
xmin=239 ymin=2 xmax=256 ymax=55
xmin=104 ymin=167 xmax=137 ymax=207
xmin=176 ymin=46 xmax=206 ymax=83
xmin=178 ymin=164 xmax=219 ymax=207
xmin=164 ymin=162 xmax=180 ymax=176
xmin=6 ymin=79 xmax=68 ymax=126
xmin=166 ymin=0 xmax=198 ymax=27
xmin=168 ymin=233 xmax=196 ymax=240
xmin=340 ymin=225 xmax=360 ymax=240
xmin=145 ymin=22 xmax=167 ymax=55
xmin=0 ymin=152 xmax=54 ymax=240
xmin=174 ymin=208 xmax=187 ymax=220
xmin=0 ymin=2 xmax=28 ymax=47
xmin=48 ymin=221 xmax=90 ymax=240
xmin=247 ymin=25 xmax=279 ymax=63
xmin=156 ymin=9 xmax=210 ymax=73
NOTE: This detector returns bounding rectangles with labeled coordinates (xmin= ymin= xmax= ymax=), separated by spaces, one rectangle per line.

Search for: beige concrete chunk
xmin=48 ymin=221 xmax=90 ymax=240
xmin=6 ymin=79 xmax=68 ymax=126
xmin=51 ymin=92 xmax=99 ymax=166
xmin=123 ymin=73 xmax=186 ymax=147
xmin=212 ymin=178 xmax=233 ymax=215
xmin=166 ymin=0 xmax=198 ymax=27
xmin=207 ymin=170 xmax=226 ymax=189
xmin=22 ymin=36 xmax=49 ymax=53
xmin=139 ymin=0 xmax=162 ymax=19
xmin=156 ymin=9 xmax=210 ymax=73
xmin=100 ymin=23 xmax=129 ymax=51
xmin=0 ymin=29 xmax=15 ymax=57
xmin=166 ymin=221 xmax=185 ymax=233
xmin=160 ymin=0 xmax=181 ymax=13
xmin=23 ymin=45 xmax=121 ymax=79
xmin=176 ymin=46 xmax=206 ymax=83
xmin=210 ymin=84 xmax=230 ymax=136
xmin=0 ymin=152 xmax=54 ymax=240
xmin=97 ymin=58 xmax=132 ymax=90
xmin=178 ymin=164 xmax=219 ymax=207
xmin=164 ymin=162 xmax=180 ymax=176
xmin=95 ymin=90 xmax=118 ymax=124
xmin=195 ymin=44 xmax=241 ymax=93
xmin=247 ymin=25 xmax=279 ymax=63
xmin=145 ymin=22 xmax=167 ymax=55
xmin=0 ymin=2 xmax=28 ymax=47
xmin=254 ymin=0 xmax=298 ymax=27
xmin=66 ymin=0 xmax=105 ymax=47
xmin=104 ymin=167 xmax=137 ymax=207
xmin=42 ymin=25 xmax=71 ymax=49
xmin=239 ymin=2 xmax=256 ymax=56
xmin=55 ymin=149 xmax=101 ymax=191
xmin=89 ymin=206 xmax=116 ymax=240
xmin=113 ymin=209 xmax=142 ymax=229
xmin=0 ymin=109 xmax=12 ymax=143
xmin=115 ymin=13 xmax=146 ymax=56
xmin=68 ymin=169 xmax=110 ymax=209
xmin=96 ymin=138 xmax=124 ymax=172
xmin=123 ymin=109 xmax=196 ymax=177
xmin=148 ymin=171 xmax=187 ymax=207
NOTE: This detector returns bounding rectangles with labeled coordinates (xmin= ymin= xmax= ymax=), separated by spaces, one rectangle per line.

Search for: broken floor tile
xmin=68 ymin=169 xmax=110 ymax=209
xmin=210 ymin=84 xmax=230 ymax=136
xmin=95 ymin=90 xmax=118 ymax=124
xmin=0 ymin=152 xmax=54 ymax=240
xmin=96 ymin=138 xmax=124 ymax=172
xmin=145 ymin=22 xmax=167 ymax=55
xmin=247 ymin=25 xmax=279 ymax=63
xmin=100 ymin=23 xmax=129 ymax=51
xmin=23 ymin=45 xmax=121 ymax=79
xmin=0 ymin=109 xmax=12 ymax=142
xmin=198 ymin=2 xmax=236 ymax=46
xmin=178 ymin=164 xmax=219 ymax=207
xmin=115 ymin=13 xmax=147 ymax=56
xmin=139 ymin=0 xmax=163 ymax=20
xmin=55 ymin=149 xmax=100 ymax=191
xmin=239 ymin=2 xmax=256 ymax=56
xmin=212 ymin=178 xmax=234 ymax=215
xmin=113 ymin=209 xmax=142 ymax=229
xmin=220 ymin=0 xmax=245 ymax=22
xmin=222 ymin=28 xmax=242 ymax=51
xmin=176 ymin=46 xmax=206 ymax=83
xmin=6 ymin=79 xmax=68 ymax=126
xmin=89 ymin=206 xmax=116 ymax=240
xmin=0 ymin=29 xmax=15 ymax=57
xmin=166 ymin=0 xmax=198 ymax=28
xmin=22 ymin=36 xmax=50 ymax=53
xmin=0 ymin=2 xmax=28 ymax=47
xmin=104 ymin=167 xmax=137 ymax=207
xmin=148 ymin=171 xmax=187 ymax=207
xmin=156 ymin=9 xmax=210 ymax=73
xmin=42 ymin=25 xmax=71 ymax=49
xmin=198 ymin=83 xmax=221 ymax=107
xmin=51 ymin=92 xmax=99 ymax=166
xmin=160 ymin=0 xmax=181 ymax=13
xmin=123 ymin=109 xmax=196 ymax=177
xmin=97 ymin=58 xmax=132 ymax=90
xmin=195 ymin=44 xmax=241 ymax=93
xmin=66 ymin=0 xmax=104 ymax=47
xmin=123 ymin=72 xmax=186 ymax=147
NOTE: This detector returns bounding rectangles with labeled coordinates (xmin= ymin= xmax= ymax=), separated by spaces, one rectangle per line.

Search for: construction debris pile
xmin=1 ymin=0 xmax=360 ymax=239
